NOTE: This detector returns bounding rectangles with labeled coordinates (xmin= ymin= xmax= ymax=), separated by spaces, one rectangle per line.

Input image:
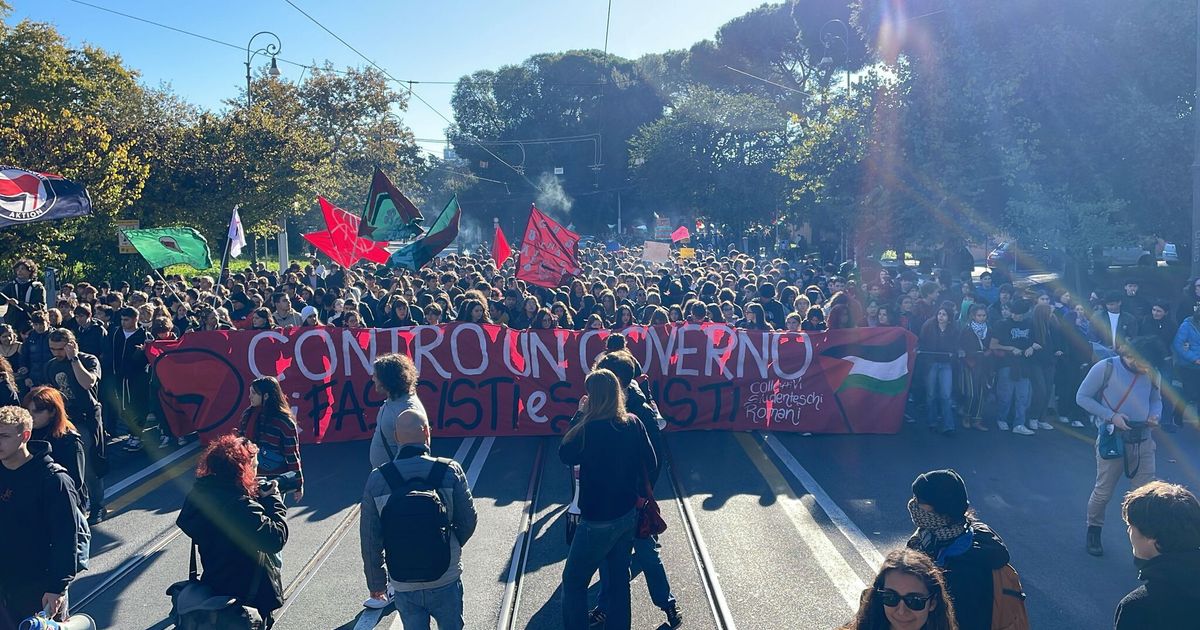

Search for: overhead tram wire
xmin=280 ymin=0 xmax=546 ymax=195
xmin=63 ymin=0 xmax=616 ymax=87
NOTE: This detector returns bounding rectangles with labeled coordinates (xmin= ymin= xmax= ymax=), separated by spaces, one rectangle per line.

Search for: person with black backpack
xmin=359 ymin=402 xmax=477 ymax=628
xmin=0 ymin=405 xmax=88 ymax=630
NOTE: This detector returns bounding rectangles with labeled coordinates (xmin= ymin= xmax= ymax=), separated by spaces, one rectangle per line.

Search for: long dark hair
xmin=251 ymin=376 xmax=293 ymax=423
xmin=841 ymin=548 xmax=958 ymax=630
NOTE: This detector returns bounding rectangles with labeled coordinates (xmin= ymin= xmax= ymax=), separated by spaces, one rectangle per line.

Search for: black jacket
xmin=67 ymin=319 xmax=109 ymax=360
xmin=105 ymin=326 xmax=150 ymax=381
xmin=176 ymin=475 xmax=288 ymax=616
xmin=0 ymin=441 xmax=83 ymax=597
xmin=910 ymin=521 xmax=1011 ymax=630
xmin=1092 ymin=310 xmax=1139 ymax=350
xmin=559 ymin=415 xmax=657 ymax=522
xmin=1114 ymin=550 xmax=1200 ymax=629
xmin=30 ymin=427 xmax=89 ymax=514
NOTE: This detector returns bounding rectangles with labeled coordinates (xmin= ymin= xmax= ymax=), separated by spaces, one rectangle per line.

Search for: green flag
xmin=388 ymin=196 xmax=461 ymax=271
xmin=122 ymin=227 xmax=213 ymax=269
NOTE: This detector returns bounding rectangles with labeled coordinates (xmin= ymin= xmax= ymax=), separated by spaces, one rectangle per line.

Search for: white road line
xmin=451 ymin=436 xmax=476 ymax=467
xmin=760 ymin=432 xmax=885 ymax=569
xmin=103 ymin=441 xmax=201 ymax=501
xmin=352 ymin=607 xmax=385 ymax=630
xmin=465 ymin=436 xmax=495 ymax=491
xmin=736 ymin=433 xmax=864 ymax=612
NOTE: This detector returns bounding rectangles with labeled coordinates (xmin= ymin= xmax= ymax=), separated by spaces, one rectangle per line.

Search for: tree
xmin=629 ymin=86 xmax=789 ymax=229
xmin=0 ymin=17 xmax=150 ymax=278
xmin=449 ymin=50 xmax=666 ymax=232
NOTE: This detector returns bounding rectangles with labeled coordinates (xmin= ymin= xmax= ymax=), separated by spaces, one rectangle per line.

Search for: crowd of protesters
xmin=2 ymin=240 xmax=1200 ymax=629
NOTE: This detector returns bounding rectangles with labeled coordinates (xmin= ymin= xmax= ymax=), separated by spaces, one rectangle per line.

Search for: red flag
xmin=671 ymin=225 xmax=691 ymax=242
xmin=516 ymin=204 xmax=581 ymax=288
xmin=303 ymin=197 xmax=390 ymax=268
xmin=492 ymin=224 xmax=512 ymax=268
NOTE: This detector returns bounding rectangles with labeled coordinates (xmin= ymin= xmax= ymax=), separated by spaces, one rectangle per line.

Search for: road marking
xmin=352 ymin=607 xmax=386 ymax=630
xmin=465 ymin=436 xmax=495 ymax=491
xmin=106 ymin=454 xmax=200 ymax=513
xmin=450 ymin=436 xmax=476 ymax=465
xmin=735 ymin=432 xmax=865 ymax=612
xmin=103 ymin=441 xmax=201 ymax=501
xmin=759 ymin=432 xmax=885 ymax=569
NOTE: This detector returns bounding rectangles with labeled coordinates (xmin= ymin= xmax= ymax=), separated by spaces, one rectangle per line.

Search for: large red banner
xmin=148 ymin=324 xmax=915 ymax=444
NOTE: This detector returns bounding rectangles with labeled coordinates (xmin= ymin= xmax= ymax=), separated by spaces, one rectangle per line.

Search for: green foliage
xmin=630 ymin=86 xmax=788 ymax=229
xmin=449 ymin=50 xmax=666 ymax=231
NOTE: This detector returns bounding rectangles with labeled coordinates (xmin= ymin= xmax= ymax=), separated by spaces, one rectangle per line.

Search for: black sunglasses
xmin=875 ymin=588 xmax=935 ymax=611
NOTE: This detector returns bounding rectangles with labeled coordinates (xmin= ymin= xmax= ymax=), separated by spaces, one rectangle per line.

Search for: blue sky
xmin=10 ymin=0 xmax=770 ymax=157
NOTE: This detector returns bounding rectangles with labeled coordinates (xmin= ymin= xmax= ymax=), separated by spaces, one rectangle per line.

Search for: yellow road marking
xmin=106 ymin=454 xmax=200 ymax=514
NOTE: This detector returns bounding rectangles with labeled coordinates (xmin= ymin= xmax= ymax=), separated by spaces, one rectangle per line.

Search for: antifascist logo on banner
xmin=149 ymin=324 xmax=916 ymax=444
xmin=0 ymin=166 xmax=92 ymax=227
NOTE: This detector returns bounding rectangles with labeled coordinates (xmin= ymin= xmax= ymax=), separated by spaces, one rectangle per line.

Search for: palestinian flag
xmin=822 ymin=334 xmax=910 ymax=395
xmin=359 ymin=167 xmax=424 ymax=241
xmin=121 ymin=227 xmax=212 ymax=270
xmin=388 ymin=196 xmax=461 ymax=271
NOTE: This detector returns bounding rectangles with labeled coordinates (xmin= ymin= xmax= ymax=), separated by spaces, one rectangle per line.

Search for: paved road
xmin=69 ymin=416 xmax=1200 ymax=629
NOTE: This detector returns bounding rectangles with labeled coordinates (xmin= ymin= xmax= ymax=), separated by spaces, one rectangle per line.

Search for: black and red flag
xmin=0 ymin=166 xmax=91 ymax=228
xmin=516 ymin=204 xmax=581 ymax=288
xmin=358 ymin=166 xmax=424 ymax=241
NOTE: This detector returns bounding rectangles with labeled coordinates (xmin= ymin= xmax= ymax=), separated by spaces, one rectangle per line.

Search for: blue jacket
xmin=1172 ymin=317 xmax=1200 ymax=368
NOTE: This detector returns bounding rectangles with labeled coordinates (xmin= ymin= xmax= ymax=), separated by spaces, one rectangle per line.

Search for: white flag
xmin=228 ymin=206 xmax=246 ymax=258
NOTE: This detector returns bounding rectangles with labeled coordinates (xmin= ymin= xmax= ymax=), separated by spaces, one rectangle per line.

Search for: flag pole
xmin=218 ymin=205 xmax=238 ymax=287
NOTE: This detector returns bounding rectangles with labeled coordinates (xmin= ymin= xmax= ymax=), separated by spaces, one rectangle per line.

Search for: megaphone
xmin=18 ymin=612 xmax=96 ymax=630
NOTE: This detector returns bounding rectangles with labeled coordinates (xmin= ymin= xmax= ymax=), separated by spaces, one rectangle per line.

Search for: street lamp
xmin=245 ymin=31 xmax=282 ymax=108
xmin=819 ymin=19 xmax=851 ymax=97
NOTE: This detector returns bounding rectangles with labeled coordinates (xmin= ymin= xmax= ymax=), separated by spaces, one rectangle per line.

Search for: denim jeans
xmin=562 ymin=509 xmax=635 ymax=630
xmin=925 ymin=362 xmax=956 ymax=431
xmin=994 ymin=366 xmax=1031 ymax=427
xmin=393 ymin=579 xmax=464 ymax=630
xmin=596 ymin=534 xmax=676 ymax=614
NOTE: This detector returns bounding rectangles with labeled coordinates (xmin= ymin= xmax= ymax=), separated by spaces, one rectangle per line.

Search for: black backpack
xmin=379 ymin=459 xmax=454 ymax=582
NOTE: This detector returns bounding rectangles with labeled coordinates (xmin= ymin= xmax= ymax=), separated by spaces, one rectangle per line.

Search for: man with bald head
xmin=359 ymin=400 xmax=476 ymax=629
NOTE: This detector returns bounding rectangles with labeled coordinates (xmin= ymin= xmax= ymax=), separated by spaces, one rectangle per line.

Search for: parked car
xmin=1091 ymin=245 xmax=1156 ymax=268
xmin=1162 ymin=241 xmax=1186 ymax=266
xmin=986 ymin=241 xmax=1063 ymax=277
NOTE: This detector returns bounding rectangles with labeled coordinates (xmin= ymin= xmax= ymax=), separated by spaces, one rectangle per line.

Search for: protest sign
xmin=149 ymin=324 xmax=915 ymax=444
xmin=642 ymin=240 xmax=671 ymax=263
xmin=679 ymin=247 xmax=696 ymax=259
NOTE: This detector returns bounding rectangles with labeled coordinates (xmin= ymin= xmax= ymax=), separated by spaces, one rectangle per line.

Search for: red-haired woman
xmin=24 ymin=385 xmax=89 ymax=513
xmin=177 ymin=434 xmax=289 ymax=626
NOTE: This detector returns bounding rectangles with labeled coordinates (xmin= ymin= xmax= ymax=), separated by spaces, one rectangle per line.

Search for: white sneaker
xmin=1038 ymin=422 xmax=1055 ymax=431
xmin=159 ymin=435 xmax=172 ymax=448
xmin=1058 ymin=416 xmax=1071 ymax=424
xmin=997 ymin=421 xmax=1010 ymax=431
xmin=1012 ymin=425 xmax=1035 ymax=436
xmin=1070 ymin=420 xmax=1085 ymax=428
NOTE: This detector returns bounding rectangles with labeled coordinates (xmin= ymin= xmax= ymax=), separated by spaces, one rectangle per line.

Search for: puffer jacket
xmin=1172 ymin=316 xmax=1200 ymax=369
xmin=176 ymin=475 xmax=288 ymax=617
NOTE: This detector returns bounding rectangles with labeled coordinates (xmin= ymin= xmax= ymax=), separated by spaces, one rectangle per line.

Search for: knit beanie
xmin=911 ymin=469 xmax=969 ymax=518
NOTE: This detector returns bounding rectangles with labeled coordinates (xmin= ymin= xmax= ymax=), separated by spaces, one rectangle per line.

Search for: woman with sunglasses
xmin=905 ymin=470 xmax=1011 ymax=630
xmin=840 ymin=548 xmax=958 ymax=630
